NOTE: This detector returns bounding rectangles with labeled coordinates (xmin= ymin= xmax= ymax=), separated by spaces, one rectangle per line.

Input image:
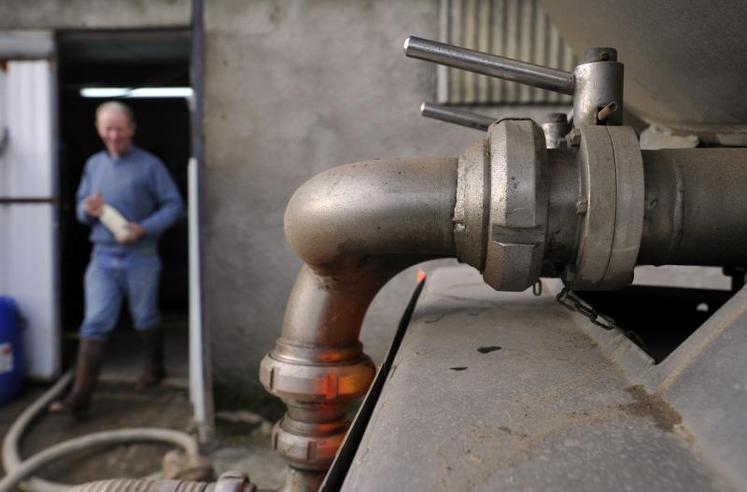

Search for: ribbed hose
xmin=68 ymin=478 xmax=213 ymax=492
xmin=0 ymin=371 xmax=200 ymax=492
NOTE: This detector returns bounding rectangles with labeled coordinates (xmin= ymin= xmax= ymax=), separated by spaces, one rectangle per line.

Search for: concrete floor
xmin=0 ymin=382 xmax=285 ymax=489
xmin=59 ymin=313 xmax=190 ymax=388
xmin=0 ymin=311 xmax=286 ymax=489
xmin=98 ymin=320 xmax=189 ymax=387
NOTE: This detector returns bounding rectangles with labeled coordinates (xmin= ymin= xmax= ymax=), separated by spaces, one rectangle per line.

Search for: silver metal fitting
xmin=259 ymin=353 xmax=375 ymax=403
xmin=455 ymin=119 xmax=549 ymax=291
xmin=563 ymin=125 xmax=644 ymax=289
xmin=453 ymin=139 xmax=489 ymax=269
xmin=484 ymin=120 xmax=549 ymax=291
xmin=572 ymin=55 xmax=624 ymax=127
xmin=214 ymin=471 xmax=258 ymax=492
xmin=272 ymin=416 xmax=348 ymax=471
xmin=456 ymin=119 xmax=644 ymax=292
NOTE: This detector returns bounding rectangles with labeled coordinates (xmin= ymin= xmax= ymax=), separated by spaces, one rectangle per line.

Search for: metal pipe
xmin=261 ymin=157 xmax=458 ymax=490
xmin=404 ymin=36 xmax=575 ymax=95
xmin=283 ymin=158 xmax=458 ymax=269
xmin=545 ymin=149 xmax=580 ymax=264
xmin=189 ymin=0 xmax=215 ymax=444
xmin=261 ymin=118 xmax=747 ymax=492
xmin=638 ymin=148 xmax=747 ymax=266
xmin=420 ymin=102 xmax=495 ymax=131
xmin=276 ymin=156 xmax=457 ymax=363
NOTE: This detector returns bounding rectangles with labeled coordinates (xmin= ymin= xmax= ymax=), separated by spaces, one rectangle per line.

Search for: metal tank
xmin=542 ymin=0 xmax=747 ymax=144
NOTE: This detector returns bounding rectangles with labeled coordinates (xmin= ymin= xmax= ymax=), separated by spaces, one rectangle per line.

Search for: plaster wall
xmin=0 ymin=0 xmax=189 ymax=29
xmin=203 ymin=0 xmax=482 ymax=394
xmin=0 ymin=0 xmax=569 ymax=396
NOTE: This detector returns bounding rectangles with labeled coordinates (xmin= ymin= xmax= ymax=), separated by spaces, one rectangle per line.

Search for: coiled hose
xmin=0 ymin=371 xmax=200 ymax=492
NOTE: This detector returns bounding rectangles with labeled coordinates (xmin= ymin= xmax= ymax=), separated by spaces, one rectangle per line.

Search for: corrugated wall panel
xmin=440 ymin=0 xmax=576 ymax=105
xmin=0 ymin=58 xmax=59 ymax=379
xmin=0 ymin=60 xmax=54 ymax=198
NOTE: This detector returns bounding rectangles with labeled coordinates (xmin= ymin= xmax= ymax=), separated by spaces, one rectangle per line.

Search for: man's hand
xmin=116 ymin=223 xmax=146 ymax=245
xmin=83 ymin=192 xmax=104 ymax=218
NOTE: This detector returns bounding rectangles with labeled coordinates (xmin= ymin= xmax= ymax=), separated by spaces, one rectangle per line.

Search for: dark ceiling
xmin=58 ymin=29 xmax=190 ymax=64
xmin=58 ymin=29 xmax=191 ymax=88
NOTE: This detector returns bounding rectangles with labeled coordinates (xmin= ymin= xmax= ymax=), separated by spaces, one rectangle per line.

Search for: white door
xmin=0 ymin=32 xmax=59 ymax=379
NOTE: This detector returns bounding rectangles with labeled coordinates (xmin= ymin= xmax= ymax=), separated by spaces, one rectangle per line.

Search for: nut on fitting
xmin=259 ymin=353 xmax=375 ymax=403
xmin=455 ymin=119 xmax=549 ymax=291
xmin=272 ymin=415 xmax=348 ymax=471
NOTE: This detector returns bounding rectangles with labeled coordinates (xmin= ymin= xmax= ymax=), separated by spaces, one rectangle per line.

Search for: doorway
xmin=57 ymin=30 xmax=191 ymax=384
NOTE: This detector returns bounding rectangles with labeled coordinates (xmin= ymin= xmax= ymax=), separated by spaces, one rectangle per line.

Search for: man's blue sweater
xmin=76 ymin=146 xmax=183 ymax=255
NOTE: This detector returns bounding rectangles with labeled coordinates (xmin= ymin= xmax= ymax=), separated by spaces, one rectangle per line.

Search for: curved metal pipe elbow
xmin=260 ymin=157 xmax=458 ymax=479
xmin=284 ymin=158 xmax=458 ymax=268
xmin=279 ymin=158 xmax=458 ymax=352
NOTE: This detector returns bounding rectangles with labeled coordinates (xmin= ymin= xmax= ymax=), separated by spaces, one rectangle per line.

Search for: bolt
xmin=582 ymin=47 xmax=618 ymax=63
xmin=596 ymin=101 xmax=619 ymax=123
xmin=576 ymin=198 xmax=588 ymax=215
xmin=566 ymin=128 xmax=582 ymax=147
xmin=546 ymin=112 xmax=568 ymax=124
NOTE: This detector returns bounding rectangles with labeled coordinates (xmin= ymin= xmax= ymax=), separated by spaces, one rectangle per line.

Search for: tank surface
xmin=542 ymin=1 xmax=747 ymax=142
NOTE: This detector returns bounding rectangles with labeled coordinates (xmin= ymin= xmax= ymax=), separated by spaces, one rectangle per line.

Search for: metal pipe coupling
xmin=566 ymin=124 xmax=644 ymax=288
xmin=455 ymin=118 xmax=643 ymax=291
xmin=259 ymin=319 xmax=375 ymax=472
xmin=454 ymin=119 xmax=549 ymax=290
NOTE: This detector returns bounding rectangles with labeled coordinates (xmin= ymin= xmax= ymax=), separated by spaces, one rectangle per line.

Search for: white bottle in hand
xmin=99 ymin=204 xmax=130 ymax=243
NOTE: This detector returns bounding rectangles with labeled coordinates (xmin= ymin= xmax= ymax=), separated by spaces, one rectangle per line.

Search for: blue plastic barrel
xmin=0 ymin=296 xmax=24 ymax=405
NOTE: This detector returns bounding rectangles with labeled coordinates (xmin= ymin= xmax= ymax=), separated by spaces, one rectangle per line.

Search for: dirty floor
xmin=0 ymin=382 xmax=285 ymax=489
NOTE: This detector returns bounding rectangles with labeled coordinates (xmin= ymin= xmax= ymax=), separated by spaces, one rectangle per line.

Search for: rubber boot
xmin=135 ymin=327 xmax=165 ymax=391
xmin=49 ymin=338 xmax=106 ymax=415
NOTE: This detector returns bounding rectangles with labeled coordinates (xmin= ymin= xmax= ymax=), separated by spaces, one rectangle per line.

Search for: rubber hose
xmin=0 ymin=371 xmax=200 ymax=492
xmin=2 ymin=372 xmax=73 ymax=492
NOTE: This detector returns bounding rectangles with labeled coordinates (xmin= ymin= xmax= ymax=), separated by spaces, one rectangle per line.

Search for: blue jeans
xmin=79 ymin=250 xmax=162 ymax=340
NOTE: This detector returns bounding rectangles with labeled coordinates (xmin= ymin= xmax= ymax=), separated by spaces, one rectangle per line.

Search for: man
xmin=50 ymin=101 xmax=183 ymax=414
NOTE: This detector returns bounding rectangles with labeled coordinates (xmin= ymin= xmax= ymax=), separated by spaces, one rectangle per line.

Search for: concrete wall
xmin=203 ymin=0 xmax=481 ymax=395
xmin=0 ymin=0 xmax=189 ymax=29
xmin=0 ymin=0 xmax=569 ymax=397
